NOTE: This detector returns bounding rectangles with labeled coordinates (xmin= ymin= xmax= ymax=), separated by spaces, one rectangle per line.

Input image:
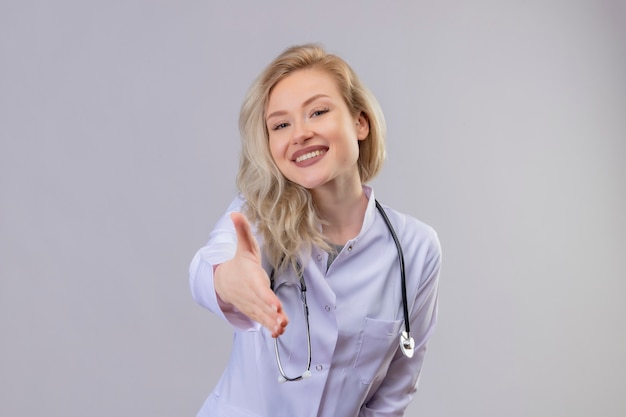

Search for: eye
xmin=271 ymin=122 xmax=290 ymax=131
xmin=311 ymin=108 xmax=329 ymax=118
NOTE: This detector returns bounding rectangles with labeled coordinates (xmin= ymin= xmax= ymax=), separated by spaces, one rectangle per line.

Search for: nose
xmin=292 ymin=121 xmax=313 ymax=145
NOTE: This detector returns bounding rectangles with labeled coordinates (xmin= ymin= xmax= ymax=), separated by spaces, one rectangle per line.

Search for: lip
xmin=291 ymin=145 xmax=329 ymax=163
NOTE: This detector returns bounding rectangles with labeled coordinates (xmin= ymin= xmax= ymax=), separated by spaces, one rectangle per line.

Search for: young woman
xmin=189 ymin=44 xmax=441 ymax=417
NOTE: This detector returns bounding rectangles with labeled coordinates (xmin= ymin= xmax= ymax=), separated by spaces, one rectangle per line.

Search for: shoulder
xmin=376 ymin=201 xmax=438 ymax=245
xmin=377 ymin=203 xmax=442 ymax=290
xmin=375 ymin=201 xmax=441 ymax=267
xmin=225 ymin=193 xmax=246 ymax=213
xmin=366 ymin=186 xmax=437 ymax=247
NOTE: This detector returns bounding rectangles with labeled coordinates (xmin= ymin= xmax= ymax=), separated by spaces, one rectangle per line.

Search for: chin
xmin=290 ymin=177 xmax=328 ymax=190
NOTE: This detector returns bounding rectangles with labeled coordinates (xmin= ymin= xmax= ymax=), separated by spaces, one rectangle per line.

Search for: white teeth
xmin=295 ymin=150 xmax=325 ymax=163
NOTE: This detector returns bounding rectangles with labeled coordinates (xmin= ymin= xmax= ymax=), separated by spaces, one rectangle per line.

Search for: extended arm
xmin=189 ymin=197 xmax=288 ymax=336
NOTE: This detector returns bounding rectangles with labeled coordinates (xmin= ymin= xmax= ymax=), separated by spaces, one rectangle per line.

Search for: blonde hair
xmin=237 ymin=44 xmax=386 ymax=272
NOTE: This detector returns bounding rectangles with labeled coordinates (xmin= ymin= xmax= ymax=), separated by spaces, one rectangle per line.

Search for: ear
xmin=355 ymin=112 xmax=370 ymax=141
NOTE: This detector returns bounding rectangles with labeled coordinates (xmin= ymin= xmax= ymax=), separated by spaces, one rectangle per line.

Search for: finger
xmin=274 ymin=315 xmax=289 ymax=337
xmin=258 ymin=281 xmax=290 ymax=336
xmin=230 ymin=212 xmax=261 ymax=261
xmin=271 ymin=314 xmax=289 ymax=338
xmin=250 ymin=301 xmax=289 ymax=337
xmin=262 ymin=293 xmax=290 ymax=330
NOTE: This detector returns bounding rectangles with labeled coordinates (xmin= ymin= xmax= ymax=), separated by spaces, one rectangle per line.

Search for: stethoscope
xmin=269 ymin=200 xmax=415 ymax=383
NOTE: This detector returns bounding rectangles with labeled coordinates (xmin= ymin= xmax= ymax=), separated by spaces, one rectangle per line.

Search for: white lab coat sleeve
xmin=360 ymin=226 xmax=442 ymax=417
xmin=189 ymin=196 xmax=261 ymax=331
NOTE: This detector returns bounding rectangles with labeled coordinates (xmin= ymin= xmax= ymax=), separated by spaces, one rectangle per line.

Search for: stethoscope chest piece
xmin=400 ymin=331 xmax=415 ymax=358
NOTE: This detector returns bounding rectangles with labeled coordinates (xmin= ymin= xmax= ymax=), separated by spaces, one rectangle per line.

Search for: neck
xmin=311 ymin=182 xmax=368 ymax=245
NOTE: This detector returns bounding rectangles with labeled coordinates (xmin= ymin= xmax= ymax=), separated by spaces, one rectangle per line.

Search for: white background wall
xmin=1 ymin=1 xmax=625 ymax=416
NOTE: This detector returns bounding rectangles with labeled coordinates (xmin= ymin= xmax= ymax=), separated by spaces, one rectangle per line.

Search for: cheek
xmin=339 ymin=125 xmax=361 ymax=152
xmin=345 ymin=143 xmax=360 ymax=164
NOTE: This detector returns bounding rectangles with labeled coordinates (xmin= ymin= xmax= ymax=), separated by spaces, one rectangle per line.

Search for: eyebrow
xmin=266 ymin=94 xmax=330 ymax=122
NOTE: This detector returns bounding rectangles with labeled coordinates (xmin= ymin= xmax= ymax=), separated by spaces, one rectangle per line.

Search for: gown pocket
xmin=353 ymin=317 xmax=403 ymax=384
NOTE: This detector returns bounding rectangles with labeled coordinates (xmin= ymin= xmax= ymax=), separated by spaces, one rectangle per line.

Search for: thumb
xmin=230 ymin=212 xmax=261 ymax=261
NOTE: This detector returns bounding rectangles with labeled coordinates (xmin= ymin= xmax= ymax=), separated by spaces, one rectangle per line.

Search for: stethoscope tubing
xmin=269 ymin=199 xmax=414 ymax=382
xmin=271 ymin=265 xmax=312 ymax=382
xmin=374 ymin=200 xmax=410 ymax=336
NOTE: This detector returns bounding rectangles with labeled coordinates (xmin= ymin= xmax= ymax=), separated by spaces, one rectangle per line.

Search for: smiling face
xmin=265 ymin=69 xmax=370 ymax=193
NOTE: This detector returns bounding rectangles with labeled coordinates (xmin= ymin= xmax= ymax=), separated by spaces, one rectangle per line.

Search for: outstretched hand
xmin=213 ymin=212 xmax=288 ymax=338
